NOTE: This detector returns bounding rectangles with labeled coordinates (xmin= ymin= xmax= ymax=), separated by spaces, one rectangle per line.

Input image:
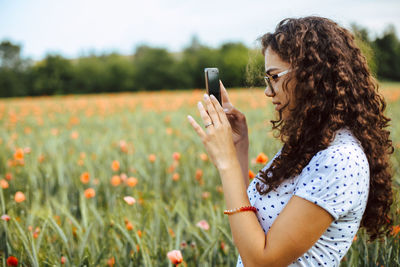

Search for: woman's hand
xmin=187 ymin=93 xmax=237 ymax=171
xmin=219 ymin=81 xmax=249 ymax=146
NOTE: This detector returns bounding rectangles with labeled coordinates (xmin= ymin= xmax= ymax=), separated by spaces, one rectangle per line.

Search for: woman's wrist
xmin=234 ymin=136 xmax=249 ymax=148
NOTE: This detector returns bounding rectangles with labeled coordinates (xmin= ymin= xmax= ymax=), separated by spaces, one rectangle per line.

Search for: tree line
xmin=0 ymin=25 xmax=399 ymax=98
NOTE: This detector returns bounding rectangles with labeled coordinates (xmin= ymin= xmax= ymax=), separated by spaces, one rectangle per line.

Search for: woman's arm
xmin=219 ymin=160 xmax=334 ymax=267
xmin=235 ymin=138 xmax=250 ymax=189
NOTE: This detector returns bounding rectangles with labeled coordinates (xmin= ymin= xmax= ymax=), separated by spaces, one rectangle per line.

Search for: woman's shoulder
xmin=315 ymin=128 xmax=367 ymax=163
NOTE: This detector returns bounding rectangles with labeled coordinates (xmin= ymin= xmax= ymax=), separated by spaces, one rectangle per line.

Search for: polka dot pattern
xmin=236 ymin=128 xmax=369 ymax=267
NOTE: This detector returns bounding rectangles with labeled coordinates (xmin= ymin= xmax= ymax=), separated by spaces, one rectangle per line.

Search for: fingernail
xmin=210 ymin=94 xmax=216 ymax=100
xmin=187 ymin=115 xmax=192 ymax=120
xmin=223 ymin=108 xmax=229 ymax=112
xmin=203 ymin=94 xmax=209 ymax=100
xmin=197 ymin=101 xmax=202 ymax=107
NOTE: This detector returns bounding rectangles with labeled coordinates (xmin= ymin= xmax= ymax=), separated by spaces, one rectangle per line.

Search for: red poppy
xmin=6 ymin=256 xmax=18 ymax=266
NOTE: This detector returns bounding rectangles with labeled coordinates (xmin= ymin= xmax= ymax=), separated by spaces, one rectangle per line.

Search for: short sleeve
xmin=293 ymin=145 xmax=369 ymax=221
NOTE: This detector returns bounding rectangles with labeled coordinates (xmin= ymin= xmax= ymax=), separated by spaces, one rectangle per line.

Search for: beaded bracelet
xmin=223 ymin=205 xmax=257 ymax=215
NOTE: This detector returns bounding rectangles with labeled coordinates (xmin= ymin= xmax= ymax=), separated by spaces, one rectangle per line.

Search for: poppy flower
xmin=61 ymin=256 xmax=67 ymax=264
xmin=1 ymin=214 xmax=10 ymax=221
xmin=120 ymin=173 xmax=127 ymax=182
xmin=199 ymin=153 xmax=208 ymax=161
xmin=5 ymin=173 xmax=12 ymax=180
xmin=1 ymin=179 xmax=9 ymax=189
xmin=126 ymin=221 xmax=134 ymax=231
xmin=202 ymin=191 xmax=210 ymax=199
xmin=70 ymin=131 xmax=79 ymax=139
xmin=195 ymin=169 xmax=203 ymax=180
xmin=172 ymin=152 xmax=181 ymax=161
xmin=249 ymin=170 xmax=255 ymax=179
xmin=6 ymin=256 xmax=18 ymax=266
xmin=148 ymin=154 xmax=156 ymax=163
xmin=80 ymin=172 xmax=90 ymax=184
xmin=166 ymin=128 xmax=173 ymax=135
xmin=107 ymin=257 xmax=115 ymax=267
xmin=391 ymin=225 xmax=400 ymax=236
xmin=84 ymin=188 xmax=95 ymax=199
xmin=255 ymin=152 xmax=268 ymax=164
xmin=196 ymin=220 xmax=210 ymax=230
xmin=126 ymin=177 xmax=138 ymax=187
xmin=172 ymin=173 xmax=180 ymax=181
xmin=123 ymin=196 xmax=136 ymax=205
xmin=111 ymin=160 xmax=120 ymax=172
xmin=14 ymin=148 xmax=24 ymax=161
xmin=167 ymin=250 xmax=183 ymax=265
xmin=14 ymin=191 xmax=26 ymax=203
xmin=111 ymin=175 xmax=121 ymax=186
xmin=119 ymin=140 xmax=128 ymax=153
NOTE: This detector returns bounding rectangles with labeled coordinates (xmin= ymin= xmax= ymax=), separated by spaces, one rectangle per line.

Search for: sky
xmin=0 ymin=0 xmax=399 ymax=60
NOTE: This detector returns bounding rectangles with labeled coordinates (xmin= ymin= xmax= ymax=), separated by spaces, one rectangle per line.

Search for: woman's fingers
xmin=209 ymin=94 xmax=230 ymax=125
xmin=202 ymin=94 xmax=221 ymax=127
xmin=220 ymin=80 xmax=233 ymax=110
xmin=187 ymin=115 xmax=207 ymax=140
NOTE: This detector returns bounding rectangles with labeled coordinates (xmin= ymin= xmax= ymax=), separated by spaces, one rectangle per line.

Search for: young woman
xmin=187 ymin=16 xmax=394 ymax=266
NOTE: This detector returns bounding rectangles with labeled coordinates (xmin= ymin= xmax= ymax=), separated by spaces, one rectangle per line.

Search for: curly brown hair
xmin=256 ymin=16 xmax=394 ymax=242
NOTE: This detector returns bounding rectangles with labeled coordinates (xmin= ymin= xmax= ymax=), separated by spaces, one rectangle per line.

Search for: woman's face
xmin=264 ymin=47 xmax=295 ymax=120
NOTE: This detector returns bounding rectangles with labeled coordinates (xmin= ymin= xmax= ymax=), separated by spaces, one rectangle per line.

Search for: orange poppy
xmin=195 ymin=169 xmax=203 ymax=180
xmin=172 ymin=173 xmax=180 ymax=181
xmin=126 ymin=177 xmax=138 ymax=187
xmin=107 ymin=257 xmax=115 ymax=267
xmin=111 ymin=160 xmax=120 ymax=172
xmin=1 ymin=179 xmax=9 ymax=189
xmin=202 ymin=191 xmax=210 ymax=199
xmin=148 ymin=154 xmax=156 ymax=163
xmin=14 ymin=191 xmax=26 ymax=203
xmin=126 ymin=221 xmax=134 ymax=231
xmin=249 ymin=170 xmax=255 ymax=179
xmin=199 ymin=153 xmax=208 ymax=161
xmin=84 ymin=188 xmax=96 ymax=199
xmin=14 ymin=148 xmax=24 ymax=161
xmin=172 ymin=152 xmax=181 ymax=161
xmin=5 ymin=173 xmax=12 ymax=180
xmin=255 ymin=152 xmax=268 ymax=164
xmin=80 ymin=172 xmax=90 ymax=184
xmin=111 ymin=175 xmax=121 ymax=186
xmin=70 ymin=131 xmax=79 ymax=139
xmin=391 ymin=225 xmax=400 ymax=236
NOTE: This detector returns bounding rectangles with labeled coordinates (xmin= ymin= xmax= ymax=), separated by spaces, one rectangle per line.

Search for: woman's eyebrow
xmin=265 ymin=67 xmax=279 ymax=75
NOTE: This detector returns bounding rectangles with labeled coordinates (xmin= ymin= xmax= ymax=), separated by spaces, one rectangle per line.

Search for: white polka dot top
xmin=236 ymin=128 xmax=370 ymax=267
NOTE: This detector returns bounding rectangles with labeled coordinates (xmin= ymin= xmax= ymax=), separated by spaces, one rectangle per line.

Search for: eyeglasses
xmin=264 ymin=69 xmax=291 ymax=93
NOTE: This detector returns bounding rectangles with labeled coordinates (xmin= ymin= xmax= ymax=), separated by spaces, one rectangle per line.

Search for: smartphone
xmin=204 ymin=68 xmax=222 ymax=106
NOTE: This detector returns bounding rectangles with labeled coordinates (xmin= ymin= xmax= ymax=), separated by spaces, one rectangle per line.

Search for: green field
xmin=0 ymin=83 xmax=399 ymax=266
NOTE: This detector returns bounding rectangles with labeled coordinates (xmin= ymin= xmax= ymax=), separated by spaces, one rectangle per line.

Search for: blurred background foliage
xmin=1 ymin=24 xmax=400 ymax=98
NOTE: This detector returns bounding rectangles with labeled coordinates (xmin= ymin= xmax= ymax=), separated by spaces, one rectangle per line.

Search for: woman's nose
xmin=264 ymin=85 xmax=275 ymax=97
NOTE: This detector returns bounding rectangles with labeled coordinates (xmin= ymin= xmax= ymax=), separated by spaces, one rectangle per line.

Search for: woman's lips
xmin=273 ymin=102 xmax=281 ymax=110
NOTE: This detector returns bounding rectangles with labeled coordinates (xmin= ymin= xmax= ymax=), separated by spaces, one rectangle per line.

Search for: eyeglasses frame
xmin=264 ymin=69 xmax=291 ymax=94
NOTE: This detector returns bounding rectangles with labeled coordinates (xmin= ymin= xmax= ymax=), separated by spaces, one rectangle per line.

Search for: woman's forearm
xmin=235 ymin=138 xmax=250 ymax=189
xmin=218 ymin=160 xmax=267 ymax=266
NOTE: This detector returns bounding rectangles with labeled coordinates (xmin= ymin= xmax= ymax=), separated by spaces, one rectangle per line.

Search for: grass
xmin=0 ymin=82 xmax=399 ymax=266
